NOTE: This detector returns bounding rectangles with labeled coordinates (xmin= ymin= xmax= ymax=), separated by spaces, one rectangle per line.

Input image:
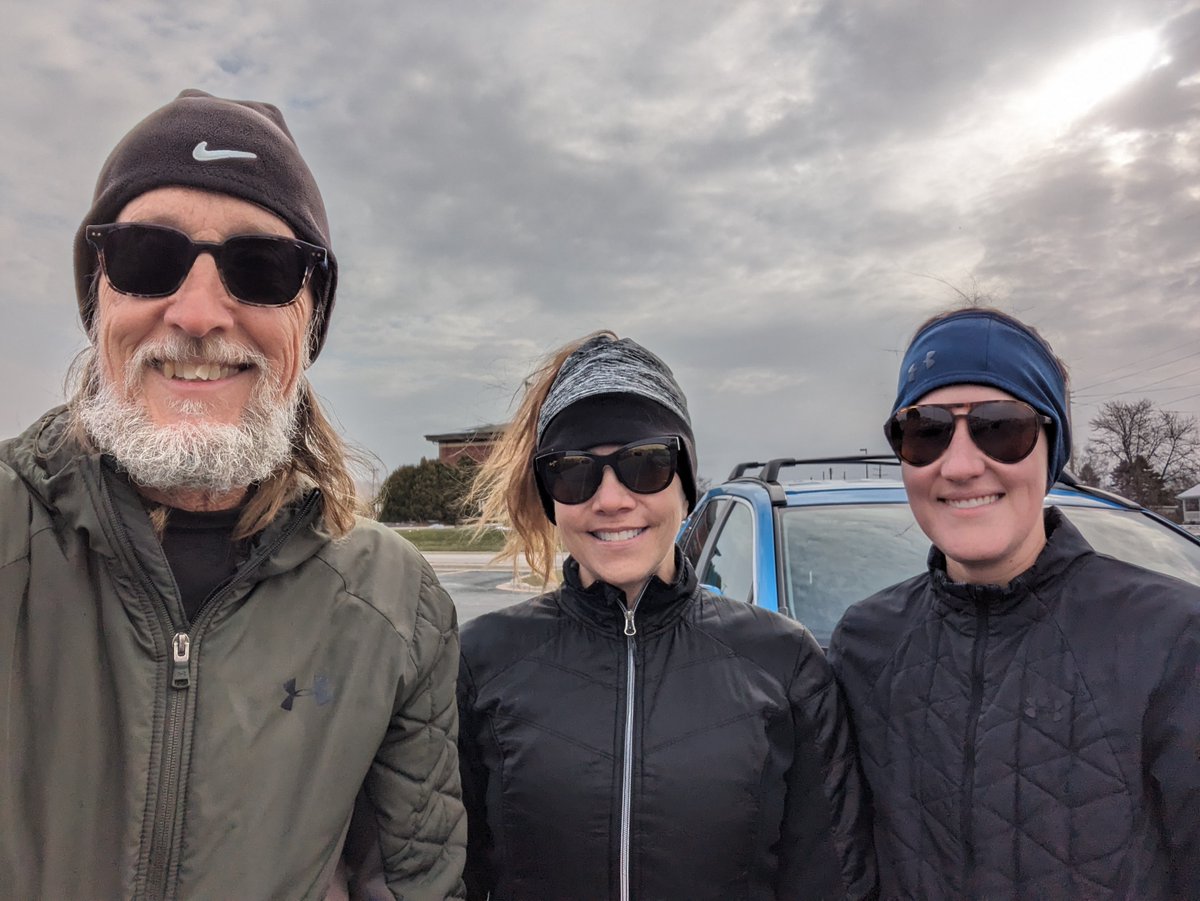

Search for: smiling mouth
xmin=593 ymin=528 xmax=646 ymax=542
xmin=942 ymin=494 xmax=1001 ymax=509
xmin=157 ymin=360 xmax=253 ymax=382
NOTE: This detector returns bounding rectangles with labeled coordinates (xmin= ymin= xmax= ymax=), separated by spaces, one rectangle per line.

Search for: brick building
xmin=424 ymin=424 xmax=506 ymax=465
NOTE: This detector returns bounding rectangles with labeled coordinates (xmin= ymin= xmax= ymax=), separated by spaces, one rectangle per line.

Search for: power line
xmin=1073 ymin=348 xmax=1200 ymax=393
xmin=1072 ymin=338 xmax=1200 ymax=390
xmin=1076 ymin=365 xmax=1200 ymax=400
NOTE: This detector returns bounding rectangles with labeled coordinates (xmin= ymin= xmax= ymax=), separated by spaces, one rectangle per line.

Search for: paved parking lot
xmin=423 ymin=551 xmax=547 ymax=622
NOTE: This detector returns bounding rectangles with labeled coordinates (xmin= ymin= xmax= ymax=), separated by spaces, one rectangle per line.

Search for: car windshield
xmin=780 ymin=504 xmax=928 ymax=644
xmin=1059 ymin=506 xmax=1200 ymax=585
xmin=779 ymin=501 xmax=1200 ymax=645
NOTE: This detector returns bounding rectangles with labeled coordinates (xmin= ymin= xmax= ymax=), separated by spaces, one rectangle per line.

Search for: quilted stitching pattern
xmin=854 ymin=604 xmax=1132 ymax=899
xmin=828 ymin=511 xmax=1200 ymax=901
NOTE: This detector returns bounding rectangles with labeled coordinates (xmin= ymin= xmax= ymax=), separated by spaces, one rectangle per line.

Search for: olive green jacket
xmin=0 ymin=408 xmax=467 ymax=900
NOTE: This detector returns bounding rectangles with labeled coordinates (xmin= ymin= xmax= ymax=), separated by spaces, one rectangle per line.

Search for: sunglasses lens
xmin=93 ymin=225 xmax=313 ymax=306
xmin=613 ymin=443 xmax=677 ymax=494
xmin=968 ymin=401 xmax=1041 ymax=463
xmin=536 ymin=439 xmax=679 ymax=506
xmin=889 ymin=407 xmax=954 ymax=466
xmin=99 ymin=225 xmax=194 ymax=296
xmin=540 ymin=455 xmax=601 ymax=505
xmin=219 ymin=236 xmax=311 ymax=306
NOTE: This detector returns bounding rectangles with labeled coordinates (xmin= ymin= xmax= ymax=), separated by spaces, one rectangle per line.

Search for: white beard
xmin=78 ymin=334 xmax=301 ymax=495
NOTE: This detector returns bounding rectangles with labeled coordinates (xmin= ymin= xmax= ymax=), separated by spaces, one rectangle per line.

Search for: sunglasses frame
xmin=85 ymin=222 xmax=328 ymax=308
xmin=534 ymin=436 xmax=682 ymax=506
xmin=885 ymin=399 xmax=1052 ymax=467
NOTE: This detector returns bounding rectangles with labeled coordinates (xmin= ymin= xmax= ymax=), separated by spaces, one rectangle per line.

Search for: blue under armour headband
xmin=892 ymin=310 xmax=1071 ymax=486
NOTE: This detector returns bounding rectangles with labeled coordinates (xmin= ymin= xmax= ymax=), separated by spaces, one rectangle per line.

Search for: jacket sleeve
xmin=776 ymin=632 xmax=878 ymax=901
xmin=457 ymin=653 xmax=495 ymax=901
xmin=1144 ymin=616 xmax=1200 ymax=899
xmin=368 ymin=565 xmax=468 ymax=901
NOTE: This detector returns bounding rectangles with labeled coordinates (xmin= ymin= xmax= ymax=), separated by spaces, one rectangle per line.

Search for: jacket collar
xmin=929 ymin=506 xmax=1091 ymax=616
xmin=1 ymin=406 xmax=330 ymax=587
xmin=558 ymin=546 xmax=699 ymax=635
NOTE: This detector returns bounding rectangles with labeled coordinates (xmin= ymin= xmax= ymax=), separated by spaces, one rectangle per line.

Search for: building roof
xmin=424 ymin=424 xmax=507 ymax=444
xmin=1177 ymin=483 xmax=1200 ymax=499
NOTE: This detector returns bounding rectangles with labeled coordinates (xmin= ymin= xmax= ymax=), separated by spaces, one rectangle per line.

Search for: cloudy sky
xmin=3 ymin=1 xmax=1199 ymax=486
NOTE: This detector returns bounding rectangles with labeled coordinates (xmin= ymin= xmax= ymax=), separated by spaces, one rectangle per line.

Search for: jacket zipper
xmin=98 ymin=476 xmax=190 ymax=900
xmin=145 ymin=632 xmax=192 ymax=898
xmin=618 ymin=584 xmax=648 ymax=901
xmin=99 ymin=476 xmax=320 ymax=900
xmin=960 ymin=599 xmax=989 ymax=896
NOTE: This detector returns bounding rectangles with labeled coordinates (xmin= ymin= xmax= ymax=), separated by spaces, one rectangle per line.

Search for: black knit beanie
xmin=73 ymin=89 xmax=338 ymax=360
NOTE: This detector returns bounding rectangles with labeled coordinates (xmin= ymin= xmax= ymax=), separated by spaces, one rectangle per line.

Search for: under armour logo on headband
xmin=907 ymin=351 xmax=936 ymax=383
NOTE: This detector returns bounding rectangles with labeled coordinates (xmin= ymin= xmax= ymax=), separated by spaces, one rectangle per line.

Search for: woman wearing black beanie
xmin=456 ymin=331 xmax=877 ymax=901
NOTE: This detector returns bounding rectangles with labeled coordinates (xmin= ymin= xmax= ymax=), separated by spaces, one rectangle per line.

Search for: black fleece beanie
xmin=73 ymin=89 xmax=338 ymax=360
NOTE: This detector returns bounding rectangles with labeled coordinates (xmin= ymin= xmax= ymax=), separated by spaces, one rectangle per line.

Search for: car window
xmin=699 ymin=500 xmax=755 ymax=603
xmin=680 ymin=497 xmax=724 ymax=569
xmin=779 ymin=504 xmax=929 ymax=644
xmin=1058 ymin=506 xmax=1200 ymax=585
xmin=776 ymin=500 xmax=1200 ymax=647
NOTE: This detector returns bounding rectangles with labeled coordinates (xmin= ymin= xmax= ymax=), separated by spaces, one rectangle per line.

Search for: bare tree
xmin=1089 ymin=399 xmax=1200 ymax=500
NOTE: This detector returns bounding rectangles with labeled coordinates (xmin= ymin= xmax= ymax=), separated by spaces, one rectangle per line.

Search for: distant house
xmin=424 ymin=424 xmax=506 ymax=465
xmin=1178 ymin=483 xmax=1200 ymax=525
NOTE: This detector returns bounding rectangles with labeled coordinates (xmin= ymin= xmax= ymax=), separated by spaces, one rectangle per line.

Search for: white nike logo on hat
xmin=192 ymin=141 xmax=257 ymax=161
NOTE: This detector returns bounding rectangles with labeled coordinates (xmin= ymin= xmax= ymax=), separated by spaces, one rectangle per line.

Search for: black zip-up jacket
xmin=828 ymin=508 xmax=1200 ymax=900
xmin=457 ymin=551 xmax=877 ymax=901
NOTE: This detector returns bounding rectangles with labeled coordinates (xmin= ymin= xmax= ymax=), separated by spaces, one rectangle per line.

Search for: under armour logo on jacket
xmin=281 ymin=674 xmax=335 ymax=711
xmin=1022 ymin=695 xmax=1064 ymax=722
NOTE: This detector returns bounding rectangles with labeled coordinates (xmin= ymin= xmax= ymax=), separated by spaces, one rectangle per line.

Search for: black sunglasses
xmin=86 ymin=222 xmax=328 ymax=307
xmin=534 ymin=437 xmax=681 ymax=505
xmin=884 ymin=400 xmax=1051 ymax=467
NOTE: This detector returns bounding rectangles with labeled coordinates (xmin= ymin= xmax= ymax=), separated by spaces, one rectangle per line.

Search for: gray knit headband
xmin=536 ymin=335 xmax=692 ymax=443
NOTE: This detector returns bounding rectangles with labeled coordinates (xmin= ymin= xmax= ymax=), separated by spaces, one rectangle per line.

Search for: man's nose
xmin=160 ymin=253 xmax=237 ymax=337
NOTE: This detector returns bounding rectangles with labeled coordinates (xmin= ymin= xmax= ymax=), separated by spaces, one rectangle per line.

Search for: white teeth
xmin=945 ymin=495 xmax=1000 ymax=509
xmin=595 ymin=528 xmax=645 ymax=542
xmin=160 ymin=361 xmax=238 ymax=381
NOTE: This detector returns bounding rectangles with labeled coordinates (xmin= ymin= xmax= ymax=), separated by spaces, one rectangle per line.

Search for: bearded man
xmin=0 ymin=90 xmax=466 ymax=901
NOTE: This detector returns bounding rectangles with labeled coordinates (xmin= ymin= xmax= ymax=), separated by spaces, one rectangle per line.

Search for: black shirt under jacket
xmin=458 ymin=550 xmax=878 ymax=901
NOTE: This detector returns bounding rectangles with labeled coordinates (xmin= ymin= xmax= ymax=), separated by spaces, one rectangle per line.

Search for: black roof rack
xmin=726 ymin=461 xmax=769 ymax=480
xmin=759 ymin=455 xmax=899 ymax=484
xmin=722 ymin=454 xmax=901 ymax=507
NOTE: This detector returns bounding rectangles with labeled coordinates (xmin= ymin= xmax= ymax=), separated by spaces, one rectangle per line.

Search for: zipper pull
xmin=623 ymin=608 xmax=637 ymax=637
xmin=171 ymin=632 xmax=191 ymax=689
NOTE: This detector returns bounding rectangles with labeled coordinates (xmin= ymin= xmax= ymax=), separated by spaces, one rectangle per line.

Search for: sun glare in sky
xmin=1022 ymin=30 xmax=1168 ymax=134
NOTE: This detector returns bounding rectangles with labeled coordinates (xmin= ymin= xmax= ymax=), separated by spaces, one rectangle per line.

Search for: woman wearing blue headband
xmin=457 ymin=332 xmax=877 ymax=901
xmin=828 ymin=307 xmax=1200 ymax=899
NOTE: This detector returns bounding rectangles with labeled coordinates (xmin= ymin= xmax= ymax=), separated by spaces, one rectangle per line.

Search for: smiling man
xmin=0 ymin=90 xmax=465 ymax=900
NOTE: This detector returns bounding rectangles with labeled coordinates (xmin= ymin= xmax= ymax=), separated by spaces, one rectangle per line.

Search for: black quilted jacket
xmin=458 ymin=551 xmax=878 ymax=900
xmin=828 ymin=508 xmax=1200 ymax=900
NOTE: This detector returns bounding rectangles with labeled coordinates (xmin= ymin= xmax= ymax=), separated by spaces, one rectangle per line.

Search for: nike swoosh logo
xmin=192 ymin=141 xmax=257 ymax=161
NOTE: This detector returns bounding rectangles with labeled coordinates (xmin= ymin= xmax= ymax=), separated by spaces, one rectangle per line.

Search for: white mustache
xmin=127 ymin=334 xmax=270 ymax=378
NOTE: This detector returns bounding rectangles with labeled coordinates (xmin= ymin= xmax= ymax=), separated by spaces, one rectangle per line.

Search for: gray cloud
xmin=3 ymin=0 xmax=1199 ymax=485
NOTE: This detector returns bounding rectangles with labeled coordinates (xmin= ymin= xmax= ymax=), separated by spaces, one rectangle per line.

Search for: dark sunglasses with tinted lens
xmin=884 ymin=400 xmax=1051 ymax=467
xmin=535 ymin=437 xmax=681 ymax=505
xmin=85 ymin=222 xmax=328 ymax=307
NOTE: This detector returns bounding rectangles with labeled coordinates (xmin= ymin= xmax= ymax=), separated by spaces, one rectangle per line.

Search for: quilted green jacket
xmin=0 ymin=407 xmax=467 ymax=900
